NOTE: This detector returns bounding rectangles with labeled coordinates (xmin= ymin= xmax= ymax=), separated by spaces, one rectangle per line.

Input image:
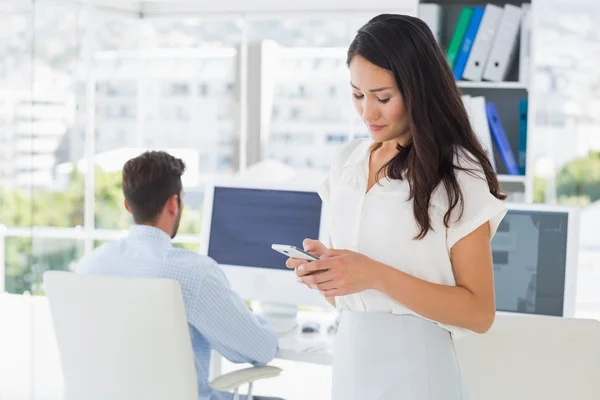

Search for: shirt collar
xmin=343 ymin=139 xmax=377 ymax=168
xmin=128 ymin=224 xmax=173 ymax=248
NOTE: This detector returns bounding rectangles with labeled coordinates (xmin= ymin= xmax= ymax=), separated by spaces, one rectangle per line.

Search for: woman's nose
xmin=362 ymin=99 xmax=380 ymax=121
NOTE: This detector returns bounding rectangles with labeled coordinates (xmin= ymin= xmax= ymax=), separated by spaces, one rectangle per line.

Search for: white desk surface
xmin=276 ymin=312 xmax=600 ymax=399
xmin=212 ymin=311 xmax=600 ymax=400
xmin=274 ymin=311 xmax=336 ymax=366
xmin=209 ymin=310 xmax=336 ymax=380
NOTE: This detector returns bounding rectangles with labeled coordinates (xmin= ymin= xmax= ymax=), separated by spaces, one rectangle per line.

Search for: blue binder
xmin=453 ymin=6 xmax=485 ymax=80
xmin=486 ymin=102 xmax=519 ymax=175
xmin=518 ymin=99 xmax=528 ymax=175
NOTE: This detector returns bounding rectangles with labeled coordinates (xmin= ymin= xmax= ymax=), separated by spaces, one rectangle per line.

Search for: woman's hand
xmin=286 ymin=239 xmax=337 ymax=306
xmin=285 ymin=239 xmax=328 ymax=271
xmin=294 ymin=249 xmax=381 ymax=297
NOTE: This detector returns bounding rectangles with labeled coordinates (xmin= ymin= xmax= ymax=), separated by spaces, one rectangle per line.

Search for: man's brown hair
xmin=122 ymin=151 xmax=186 ymax=224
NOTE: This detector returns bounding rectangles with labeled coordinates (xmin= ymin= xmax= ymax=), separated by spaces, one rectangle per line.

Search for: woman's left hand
xmin=295 ymin=249 xmax=380 ymax=297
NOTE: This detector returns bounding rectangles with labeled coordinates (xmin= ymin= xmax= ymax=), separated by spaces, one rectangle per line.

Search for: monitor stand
xmin=261 ymin=302 xmax=299 ymax=335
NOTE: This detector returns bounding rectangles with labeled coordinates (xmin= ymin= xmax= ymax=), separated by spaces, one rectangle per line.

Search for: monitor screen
xmin=207 ymin=187 xmax=322 ymax=270
xmin=492 ymin=209 xmax=569 ymax=316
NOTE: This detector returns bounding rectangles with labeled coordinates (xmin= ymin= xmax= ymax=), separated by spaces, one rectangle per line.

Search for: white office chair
xmin=43 ymin=271 xmax=281 ymax=400
xmin=455 ymin=313 xmax=600 ymax=400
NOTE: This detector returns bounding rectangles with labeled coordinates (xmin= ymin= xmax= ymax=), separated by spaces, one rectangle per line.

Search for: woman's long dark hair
xmin=347 ymin=14 xmax=506 ymax=239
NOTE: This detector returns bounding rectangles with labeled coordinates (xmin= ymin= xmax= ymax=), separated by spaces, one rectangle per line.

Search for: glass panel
xmin=4 ymin=236 xmax=84 ymax=295
xmin=92 ymin=16 xmax=140 ymax=230
xmin=533 ymin=0 xmax=600 ymax=319
xmin=141 ymin=17 xmax=243 ymax=48
xmin=36 ymin=1 xmax=87 ymax=228
xmin=248 ymin=16 xmax=372 ymax=172
xmin=246 ymin=16 xmax=354 ymax=47
xmin=0 ymin=4 xmax=34 ymax=229
xmin=141 ymin=18 xmax=241 ymax=236
xmin=92 ymin=17 xmax=242 ymax=233
xmin=94 ymin=239 xmax=108 ymax=249
xmin=0 ymin=1 xmax=88 ymax=228
xmin=173 ymin=242 xmax=200 ymax=252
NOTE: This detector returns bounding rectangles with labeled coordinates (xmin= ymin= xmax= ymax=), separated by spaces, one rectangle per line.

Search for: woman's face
xmin=349 ymin=55 xmax=411 ymax=145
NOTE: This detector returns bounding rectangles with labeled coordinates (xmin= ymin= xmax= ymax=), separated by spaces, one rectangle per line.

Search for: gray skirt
xmin=332 ymin=311 xmax=467 ymax=400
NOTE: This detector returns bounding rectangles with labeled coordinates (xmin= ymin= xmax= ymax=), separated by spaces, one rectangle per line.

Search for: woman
xmin=286 ymin=14 xmax=507 ymax=400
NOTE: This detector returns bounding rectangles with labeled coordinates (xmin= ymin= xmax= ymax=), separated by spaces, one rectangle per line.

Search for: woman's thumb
xmin=303 ymin=238 xmax=320 ymax=251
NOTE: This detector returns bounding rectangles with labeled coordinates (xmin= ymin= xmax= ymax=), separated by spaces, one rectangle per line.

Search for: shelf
xmin=498 ymin=174 xmax=526 ymax=184
xmin=457 ymin=81 xmax=528 ymax=90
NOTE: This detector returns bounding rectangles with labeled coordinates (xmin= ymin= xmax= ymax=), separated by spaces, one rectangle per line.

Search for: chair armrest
xmin=209 ymin=365 xmax=282 ymax=392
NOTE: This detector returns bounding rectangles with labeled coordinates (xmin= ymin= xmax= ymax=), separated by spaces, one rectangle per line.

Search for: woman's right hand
xmin=286 ymin=239 xmax=336 ymax=307
xmin=285 ymin=238 xmax=328 ymax=271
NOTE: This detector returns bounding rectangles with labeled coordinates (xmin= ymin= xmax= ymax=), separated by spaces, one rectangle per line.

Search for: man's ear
xmin=167 ymin=194 xmax=179 ymax=215
xmin=124 ymin=200 xmax=132 ymax=214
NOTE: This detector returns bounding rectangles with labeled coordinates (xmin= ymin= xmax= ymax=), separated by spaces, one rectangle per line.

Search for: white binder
xmin=482 ymin=4 xmax=523 ymax=82
xmin=462 ymin=4 xmax=503 ymax=82
xmin=418 ymin=3 xmax=443 ymax=44
xmin=461 ymin=95 xmax=496 ymax=171
xmin=470 ymin=96 xmax=496 ymax=171
xmin=461 ymin=95 xmax=472 ymax=119
xmin=518 ymin=4 xmax=532 ymax=84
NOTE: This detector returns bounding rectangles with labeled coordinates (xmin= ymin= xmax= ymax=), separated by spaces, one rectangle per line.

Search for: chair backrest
xmin=43 ymin=271 xmax=198 ymax=400
xmin=455 ymin=314 xmax=600 ymax=400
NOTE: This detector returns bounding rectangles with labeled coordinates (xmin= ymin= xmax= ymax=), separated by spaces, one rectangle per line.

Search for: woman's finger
xmin=286 ymin=257 xmax=306 ymax=269
xmin=319 ymin=289 xmax=340 ymax=297
xmin=295 ymin=259 xmax=330 ymax=276
xmin=298 ymin=270 xmax=334 ymax=286
xmin=315 ymin=280 xmax=338 ymax=291
xmin=303 ymin=238 xmax=328 ymax=257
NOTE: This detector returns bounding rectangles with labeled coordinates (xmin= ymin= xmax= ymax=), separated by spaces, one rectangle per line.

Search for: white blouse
xmin=318 ymin=139 xmax=507 ymax=337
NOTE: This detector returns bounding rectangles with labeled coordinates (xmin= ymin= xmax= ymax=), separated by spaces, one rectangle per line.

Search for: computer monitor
xmin=200 ymin=181 xmax=330 ymax=316
xmin=492 ymin=203 xmax=579 ymax=318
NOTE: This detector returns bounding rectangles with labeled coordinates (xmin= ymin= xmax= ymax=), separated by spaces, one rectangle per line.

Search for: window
xmin=0 ymin=2 xmax=86 ymax=229
xmin=329 ymin=85 xmax=337 ymax=97
xmin=120 ymin=105 xmax=135 ymax=119
xmin=0 ymin=1 xmax=90 ymax=297
xmin=248 ymin=16 xmax=371 ymax=172
xmin=5 ymin=237 xmax=84 ymax=295
xmin=198 ymin=83 xmax=209 ymax=96
xmin=94 ymin=18 xmax=242 ymax=232
xmin=326 ymin=133 xmax=347 ymax=143
xmin=217 ymin=155 xmax=231 ymax=167
xmin=290 ymin=107 xmax=301 ymax=120
xmin=165 ymin=82 xmax=190 ymax=97
xmin=533 ymin=1 xmax=600 ymax=320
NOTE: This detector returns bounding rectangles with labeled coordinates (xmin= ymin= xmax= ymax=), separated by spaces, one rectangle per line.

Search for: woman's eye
xmin=352 ymin=93 xmax=364 ymax=99
xmin=378 ymin=98 xmax=390 ymax=104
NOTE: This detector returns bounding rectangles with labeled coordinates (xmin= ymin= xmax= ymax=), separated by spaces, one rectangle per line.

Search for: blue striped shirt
xmin=76 ymin=225 xmax=279 ymax=400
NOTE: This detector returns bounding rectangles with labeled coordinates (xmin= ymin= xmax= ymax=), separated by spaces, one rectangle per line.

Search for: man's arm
xmin=187 ymin=262 xmax=279 ymax=365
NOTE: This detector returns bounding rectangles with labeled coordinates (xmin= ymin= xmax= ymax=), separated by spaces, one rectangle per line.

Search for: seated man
xmin=76 ymin=151 xmax=282 ymax=400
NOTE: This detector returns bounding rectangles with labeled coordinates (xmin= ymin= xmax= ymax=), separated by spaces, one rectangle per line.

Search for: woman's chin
xmin=368 ymin=130 xmax=387 ymax=140
xmin=369 ymin=130 xmax=411 ymax=146
xmin=368 ymin=130 xmax=395 ymax=143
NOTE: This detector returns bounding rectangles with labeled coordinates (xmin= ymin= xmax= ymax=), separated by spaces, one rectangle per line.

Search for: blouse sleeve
xmin=446 ymin=152 xmax=508 ymax=250
xmin=317 ymin=139 xmax=363 ymax=204
xmin=317 ymin=175 xmax=330 ymax=204
xmin=317 ymin=139 xmax=365 ymax=241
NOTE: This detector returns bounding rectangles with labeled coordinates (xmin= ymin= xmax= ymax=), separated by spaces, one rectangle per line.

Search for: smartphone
xmin=271 ymin=244 xmax=319 ymax=261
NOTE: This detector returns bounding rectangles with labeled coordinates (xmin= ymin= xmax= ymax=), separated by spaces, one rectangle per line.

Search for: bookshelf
xmin=419 ymin=0 xmax=535 ymax=202
xmin=457 ymin=81 xmax=527 ymax=90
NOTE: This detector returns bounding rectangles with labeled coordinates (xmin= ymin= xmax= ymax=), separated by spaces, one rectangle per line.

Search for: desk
xmin=279 ymin=313 xmax=600 ymax=399
xmin=275 ymin=311 xmax=336 ymax=365
xmin=213 ymin=312 xmax=600 ymax=399
xmin=209 ymin=311 xmax=335 ymax=380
